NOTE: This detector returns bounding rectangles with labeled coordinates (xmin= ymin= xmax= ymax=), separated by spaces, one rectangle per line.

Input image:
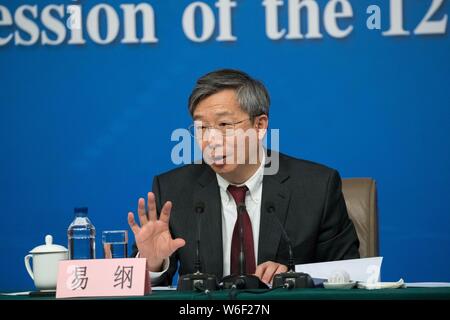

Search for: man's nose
xmin=205 ymin=128 xmax=223 ymax=147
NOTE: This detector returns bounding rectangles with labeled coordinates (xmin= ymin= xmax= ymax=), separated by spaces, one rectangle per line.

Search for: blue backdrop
xmin=1 ymin=0 xmax=449 ymax=291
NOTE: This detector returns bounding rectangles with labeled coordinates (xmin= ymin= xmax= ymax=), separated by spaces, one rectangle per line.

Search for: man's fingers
xmin=270 ymin=264 xmax=288 ymax=285
xmin=147 ymin=192 xmax=157 ymax=222
xmin=255 ymin=262 xmax=288 ymax=283
xmin=137 ymin=198 xmax=148 ymax=226
xmin=128 ymin=212 xmax=140 ymax=235
xmin=170 ymin=238 xmax=186 ymax=252
xmin=159 ymin=201 xmax=172 ymax=224
xmin=275 ymin=264 xmax=288 ymax=274
xmin=254 ymin=262 xmax=268 ymax=279
xmin=262 ymin=263 xmax=278 ymax=284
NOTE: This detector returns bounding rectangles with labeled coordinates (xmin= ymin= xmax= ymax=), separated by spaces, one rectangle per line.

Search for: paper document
xmin=405 ymin=282 xmax=450 ymax=288
xmin=295 ymin=257 xmax=383 ymax=282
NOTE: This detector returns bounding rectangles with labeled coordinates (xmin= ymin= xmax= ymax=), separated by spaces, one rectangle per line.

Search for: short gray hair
xmin=188 ymin=69 xmax=270 ymax=119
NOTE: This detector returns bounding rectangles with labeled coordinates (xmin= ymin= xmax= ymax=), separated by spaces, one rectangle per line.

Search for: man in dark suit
xmin=128 ymin=69 xmax=360 ymax=285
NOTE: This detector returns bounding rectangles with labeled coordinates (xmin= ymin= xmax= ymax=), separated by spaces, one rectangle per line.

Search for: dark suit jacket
xmin=134 ymin=151 xmax=360 ymax=285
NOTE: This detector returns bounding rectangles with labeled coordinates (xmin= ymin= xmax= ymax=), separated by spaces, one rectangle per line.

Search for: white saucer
xmin=357 ymin=279 xmax=405 ymax=290
xmin=323 ymin=281 xmax=356 ymax=289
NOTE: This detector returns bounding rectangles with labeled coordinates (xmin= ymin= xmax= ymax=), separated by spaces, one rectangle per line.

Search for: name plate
xmin=56 ymin=258 xmax=150 ymax=299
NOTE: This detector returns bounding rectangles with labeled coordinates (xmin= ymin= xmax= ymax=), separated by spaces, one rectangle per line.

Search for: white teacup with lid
xmin=24 ymin=235 xmax=68 ymax=290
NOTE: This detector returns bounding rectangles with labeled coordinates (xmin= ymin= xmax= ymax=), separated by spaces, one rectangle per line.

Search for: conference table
xmin=1 ymin=287 xmax=450 ymax=300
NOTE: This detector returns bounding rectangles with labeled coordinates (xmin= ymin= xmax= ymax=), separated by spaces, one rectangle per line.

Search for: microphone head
xmin=194 ymin=201 xmax=205 ymax=214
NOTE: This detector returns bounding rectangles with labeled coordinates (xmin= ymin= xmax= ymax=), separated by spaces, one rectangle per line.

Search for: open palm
xmin=128 ymin=192 xmax=185 ymax=272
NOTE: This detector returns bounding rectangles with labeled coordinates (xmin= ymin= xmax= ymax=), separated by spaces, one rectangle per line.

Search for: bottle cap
xmin=74 ymin=207 xmax=88 ymax=216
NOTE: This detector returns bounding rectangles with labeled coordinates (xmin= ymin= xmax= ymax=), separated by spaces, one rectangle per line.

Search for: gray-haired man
xmin=128 ymin=69 xmax=360 ymax=286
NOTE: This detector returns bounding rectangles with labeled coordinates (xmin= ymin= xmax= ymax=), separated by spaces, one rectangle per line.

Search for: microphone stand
xmin=222 ymin=203 xmax=268 ymax=290
xmin=177 ymin=202 xmax=219 ymax=292
xmin=266 ymin=203 xmax=315 ymax=289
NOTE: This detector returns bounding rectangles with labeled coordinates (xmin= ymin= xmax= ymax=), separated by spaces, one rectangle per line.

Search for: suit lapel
xmin=258 ymin=158 xmax=291 ymax=264
xmin=194 ymin=166 xmax=224 ymax=278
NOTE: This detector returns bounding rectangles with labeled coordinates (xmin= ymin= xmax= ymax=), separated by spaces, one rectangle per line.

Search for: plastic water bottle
xmin=67 ymin=207 xmax=96 ymax=260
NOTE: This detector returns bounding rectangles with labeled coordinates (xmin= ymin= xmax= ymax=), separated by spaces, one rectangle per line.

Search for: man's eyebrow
xmin=193 ymin=110 xmax=233 ymax=120
xmin=214 ymin=110 xmax=233 ymax=117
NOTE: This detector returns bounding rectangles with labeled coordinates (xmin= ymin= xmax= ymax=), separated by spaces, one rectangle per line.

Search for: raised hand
xmin=128 ymin=192 xmax=185 ymax=272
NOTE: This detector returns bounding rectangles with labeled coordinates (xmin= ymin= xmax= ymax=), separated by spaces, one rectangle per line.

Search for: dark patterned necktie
xmin=227 ymin=185 xmax=256 ymax=275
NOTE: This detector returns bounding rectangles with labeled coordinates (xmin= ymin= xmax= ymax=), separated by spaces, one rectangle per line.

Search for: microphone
xmin=177 ymin=201 xmax=219 ymax=292
xmin=265 ymin=202 xmax=315 ymax=289
xmin=222 ymin=202 xmax=268 ymax=290
xmin=194 ymin=202 xmax=204 ymax=273
xmin=265 ymin=202 xmax=295 ymax=272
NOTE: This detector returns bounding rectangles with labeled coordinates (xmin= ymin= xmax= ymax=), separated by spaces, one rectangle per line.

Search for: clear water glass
xmin=102 ymin=230 xmax=128 ymax=259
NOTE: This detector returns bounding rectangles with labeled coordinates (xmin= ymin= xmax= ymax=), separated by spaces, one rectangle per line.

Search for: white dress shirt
xmin=216 ymin=157 xmax=265 ymax=277
xmin=148 ymin=155 xmax=265 ymax=283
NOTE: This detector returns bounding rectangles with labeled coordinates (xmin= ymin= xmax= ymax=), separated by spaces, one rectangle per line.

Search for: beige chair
xmin=342 ymin=178 xmax=379 ymax=258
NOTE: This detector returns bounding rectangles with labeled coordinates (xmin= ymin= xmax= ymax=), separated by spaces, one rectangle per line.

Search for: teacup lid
xmin=29 ymin=235 xmax=68 ymax=254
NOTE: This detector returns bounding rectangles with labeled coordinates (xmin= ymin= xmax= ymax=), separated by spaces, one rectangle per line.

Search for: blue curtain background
xmin=1 ymin=0 xmax=449 ymax=290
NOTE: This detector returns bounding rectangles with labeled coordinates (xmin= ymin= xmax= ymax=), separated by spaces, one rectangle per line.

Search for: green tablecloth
xmin=1 ymin=287 xmax=450 ymax=300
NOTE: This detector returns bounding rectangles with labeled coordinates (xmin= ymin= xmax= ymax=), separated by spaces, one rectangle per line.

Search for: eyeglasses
xmin=188 ymin=118 xmax=252 ymax=138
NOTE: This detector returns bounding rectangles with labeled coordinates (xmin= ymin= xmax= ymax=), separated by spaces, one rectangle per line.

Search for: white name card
xmin=56 ymin=258 xmax=150 ymax=299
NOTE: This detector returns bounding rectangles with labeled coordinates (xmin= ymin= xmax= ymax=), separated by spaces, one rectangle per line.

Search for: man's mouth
xmin=212 ymin=155 xmax=227 ymax=165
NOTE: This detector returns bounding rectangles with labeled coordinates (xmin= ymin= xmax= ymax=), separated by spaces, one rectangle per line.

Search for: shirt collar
xmin=216 ymin=154 xmax=265 ymax=204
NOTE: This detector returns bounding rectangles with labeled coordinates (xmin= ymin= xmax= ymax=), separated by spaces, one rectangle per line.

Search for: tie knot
xmin=227 ymin=185 xmax=248 ymax=205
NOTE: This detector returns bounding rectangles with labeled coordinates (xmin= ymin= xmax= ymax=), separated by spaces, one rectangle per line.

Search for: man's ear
xmin=255 ymin=114 xmax=268 ymax=129
xmin=256 ymin=115 xmax=268 ymax=139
